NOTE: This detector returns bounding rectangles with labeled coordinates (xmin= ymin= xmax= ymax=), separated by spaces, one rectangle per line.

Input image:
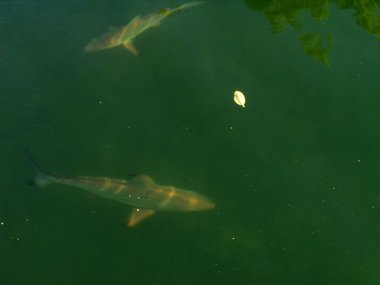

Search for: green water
xmin=1 ymin=0 xmax=380 ymax=284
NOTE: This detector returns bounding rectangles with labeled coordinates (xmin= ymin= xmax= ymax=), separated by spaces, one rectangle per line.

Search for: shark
xmin=84 ymin=1 xmax=204 ymax=54
xmin=25 ymin=147 xmax=214 ymax=227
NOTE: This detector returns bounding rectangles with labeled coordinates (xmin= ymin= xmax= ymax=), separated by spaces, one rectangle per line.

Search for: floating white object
xmin=233 ymin=90 xmax=246 ymax=107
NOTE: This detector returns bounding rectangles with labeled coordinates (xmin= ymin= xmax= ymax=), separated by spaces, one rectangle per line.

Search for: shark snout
xmin=195 ymin=196 xmax=215 ymax=211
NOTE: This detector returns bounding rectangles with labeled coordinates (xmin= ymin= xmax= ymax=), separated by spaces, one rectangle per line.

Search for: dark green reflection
xmin=245 ymin=0 xmax=380 ymax=65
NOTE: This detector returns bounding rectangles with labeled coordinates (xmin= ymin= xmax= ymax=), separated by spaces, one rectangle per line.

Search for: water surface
xmin=1 ymin=1 xmax=379 ymax=284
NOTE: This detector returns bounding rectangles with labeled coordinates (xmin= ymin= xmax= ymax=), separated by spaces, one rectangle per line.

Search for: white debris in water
xmin=233 ymin=90 xmax=246 ymax=107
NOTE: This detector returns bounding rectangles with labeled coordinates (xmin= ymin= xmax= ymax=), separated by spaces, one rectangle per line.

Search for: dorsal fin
xmin=129 ymin=175 xmax=155 ymax=188
xmin=129 ymin=15 xmax=141 ymax=24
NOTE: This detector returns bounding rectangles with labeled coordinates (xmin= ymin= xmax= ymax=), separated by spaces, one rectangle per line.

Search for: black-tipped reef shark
xmin=25 ymin=146 xmax=214 ymax=226
xmin=84 ymin=1 xmax=203 ymax=54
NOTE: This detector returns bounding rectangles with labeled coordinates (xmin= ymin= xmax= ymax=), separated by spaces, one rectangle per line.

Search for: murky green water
xmin=1 ymin=1 xmax=379 ymax=284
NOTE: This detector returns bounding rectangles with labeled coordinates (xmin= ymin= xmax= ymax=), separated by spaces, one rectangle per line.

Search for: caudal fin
xmin=168 ymin=1 xmax=204 ymax=15
xmin=24 ymin=143 xmax=53 ymax=187
xmin=179 ymin=1 xmax=204 ymax=10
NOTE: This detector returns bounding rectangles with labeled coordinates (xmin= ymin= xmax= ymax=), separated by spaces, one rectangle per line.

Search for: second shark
xmin=26 ymin=146 xmax=214 ymax=227
xmin=84 ymin=2 xmax=203 ymax=54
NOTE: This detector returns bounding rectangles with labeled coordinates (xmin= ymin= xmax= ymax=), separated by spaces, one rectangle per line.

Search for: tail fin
xmin=168 ymin=1 xmax=204 ymax=15
xmin=24 ymin=143 xmax=53 ymax=187
xmin=179 ymin=1 xmax=204 ymax=10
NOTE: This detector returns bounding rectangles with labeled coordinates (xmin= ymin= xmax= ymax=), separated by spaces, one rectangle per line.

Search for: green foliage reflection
xmin=299 ymin=32 xmax=333 ymax=65
xmin=245 ymin=0 xmax=380 ymax=65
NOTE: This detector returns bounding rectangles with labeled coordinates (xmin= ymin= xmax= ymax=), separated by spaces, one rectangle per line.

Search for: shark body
xmin=84 ymin=2 xmax=203 ymax=54
xmin=26 ymin=147 xmax=214 ymax=226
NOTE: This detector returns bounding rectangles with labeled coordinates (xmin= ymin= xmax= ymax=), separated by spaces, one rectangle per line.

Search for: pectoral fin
xmin=127 ymin=208 xmax=155 ymax=227
xmin=123 ymin=42 xmax=138 ymax=55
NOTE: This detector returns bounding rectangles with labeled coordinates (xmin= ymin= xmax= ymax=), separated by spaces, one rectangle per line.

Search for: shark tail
xmin=169 ymin=1 xmax=204 ymax=15
xmin=179 ymin=1 xmax=204 ymax=10
xmin=24 ymin=143 xmax=53 ymax=187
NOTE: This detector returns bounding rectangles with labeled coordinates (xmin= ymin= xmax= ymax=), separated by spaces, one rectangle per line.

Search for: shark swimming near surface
xmin=84 ymin=1 xmax=203 ymax=54
xmin=25 ymin=146 xmax=214 ymax=227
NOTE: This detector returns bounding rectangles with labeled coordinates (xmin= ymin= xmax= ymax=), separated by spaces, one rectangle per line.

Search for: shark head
xmin=84 ymin=31 xmax=117 ymax=52
xmin=188 ymin=193 xmax=215 ymax=211
xmin=84 ymin=38 xmax=106 ymax=52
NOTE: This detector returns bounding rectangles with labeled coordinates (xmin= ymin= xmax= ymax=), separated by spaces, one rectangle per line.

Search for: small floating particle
xmin=233 ymin=90 xmax=246 ymax=107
